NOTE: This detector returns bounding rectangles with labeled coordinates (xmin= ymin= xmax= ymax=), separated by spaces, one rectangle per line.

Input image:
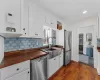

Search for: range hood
xmin=0 ymin=32 xmax=22 ymax=37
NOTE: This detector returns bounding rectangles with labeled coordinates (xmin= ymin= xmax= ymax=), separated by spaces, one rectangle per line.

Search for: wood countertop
xmin=0 ymin=45 xmax=63 ymax=69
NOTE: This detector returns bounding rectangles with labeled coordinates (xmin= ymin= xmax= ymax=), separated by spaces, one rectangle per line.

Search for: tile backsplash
xmin=4 ymin=38 xmax=43 ymax=52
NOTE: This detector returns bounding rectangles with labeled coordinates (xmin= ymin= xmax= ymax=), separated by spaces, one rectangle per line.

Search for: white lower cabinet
xmin=48 ymin=56 xmax=59 ymax=78
xmin=55 ymin=56 xmax=60 ymax=71
xmin=0 ymin=60 xmax=30 ymax=80
xmin=59 ymin=52 xmax=64 ymax=68
xmin=48 ymin=57 xmax=56 ymax=78
xmin=5 ymin=69 xmax=30 ymax=80
xmin=48 ymin=53 xmax=63 ymax=78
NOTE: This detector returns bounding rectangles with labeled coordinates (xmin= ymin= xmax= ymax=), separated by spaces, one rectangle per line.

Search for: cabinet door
xmin=48 ymin=58 xmax=56 ymax=78
xmin=29 ymin=4 xmax=44 ymax=38
xmin=35 ymin=6 xmax=44 ymax=38
xmin=5 ymin=69 xmax=30 ymax=80
xmin=48 ymin=56 xmax=60 ymax=78
xmin=20 ymin=0 xmax=29 ymax=37
xmin=45 ymin=14 xmax=57 ymax=29
xmin=55 ymin=56 xmax=59 ymax=71
xmin=29 ymin=4 xmax=38 ymax=37
xmin=59 ymin=53 xmax=64 ymax=68
xmin=5 ymin=0 xmax=21 ymax=33
xmin=51 ymin=17 xmax=57 ymax=29
xmin=45 ymin=14 xmax=51 ymax=26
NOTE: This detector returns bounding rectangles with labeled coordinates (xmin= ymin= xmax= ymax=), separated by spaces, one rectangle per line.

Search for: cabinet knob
xmin=16 ymin=68 xmax=19 ymax=71
xmin=23 ymin=28 xmax=25 ymax=31
xmin=35 ymin=34 xmax=38 ymax=36
xmin=25 ymin=33 xmax=26 ymax=35
xmin=28 ymin=71 xmax=30 ymax=74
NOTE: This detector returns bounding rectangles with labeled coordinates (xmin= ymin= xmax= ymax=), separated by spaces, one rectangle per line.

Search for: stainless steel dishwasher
xmin=30 ymin=55 xmax=48 ymax=80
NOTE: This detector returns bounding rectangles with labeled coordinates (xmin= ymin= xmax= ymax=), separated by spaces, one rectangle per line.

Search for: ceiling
xmin=34 ymin=0 xmax=100 ymax=24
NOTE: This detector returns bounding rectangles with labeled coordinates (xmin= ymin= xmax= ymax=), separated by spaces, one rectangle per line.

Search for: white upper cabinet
xmin=28 ymin=4 xmax=45 ymax=38
xmin=45 ymin=13 xmax=57 ymax=29
xmin=0 ymin=0 xmax=22 ymax=37
xmin=20 ymin=0 xmax=29 ymax=37
xmin=98 ymin=16 xmax=100 ymax=38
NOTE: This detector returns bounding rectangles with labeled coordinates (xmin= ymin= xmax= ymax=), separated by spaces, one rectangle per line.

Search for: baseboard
xmin=71 ymin=60 xmax=78 ymax=62
xmin=97 ymin=68 xmax=100 ymax=75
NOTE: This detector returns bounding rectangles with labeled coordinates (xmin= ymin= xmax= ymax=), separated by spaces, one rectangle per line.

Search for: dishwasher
xmin=30 ymin=55 xmax=48 ymax=80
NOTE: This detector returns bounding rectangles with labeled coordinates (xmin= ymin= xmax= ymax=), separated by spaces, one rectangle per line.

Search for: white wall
xmin=66 ymin=16 xmax=98 ymax=69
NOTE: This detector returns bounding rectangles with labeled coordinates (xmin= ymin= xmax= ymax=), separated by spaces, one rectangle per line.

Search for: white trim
xmin=77 ymin=25 xmax=97 ymax=68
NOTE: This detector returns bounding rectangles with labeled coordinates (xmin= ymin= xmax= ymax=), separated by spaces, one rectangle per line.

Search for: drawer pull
xmin=54 ymin=59 xmax=56 ymax=60
xmin=28 ymin=71 xmax=30 ymax=74
xmin=23 ymin=28 xmax=25 ymax=31
xmin=16 ymin=68 xmax=19 ymax=71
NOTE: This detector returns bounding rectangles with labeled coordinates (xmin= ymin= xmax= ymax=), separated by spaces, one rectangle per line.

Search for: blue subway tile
xmin=4 ymin=38 xmax=43 ymax=52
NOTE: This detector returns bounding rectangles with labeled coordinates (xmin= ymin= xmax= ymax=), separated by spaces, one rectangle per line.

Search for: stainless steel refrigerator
xmin=64 ymin=30 xmax=72 ymax=66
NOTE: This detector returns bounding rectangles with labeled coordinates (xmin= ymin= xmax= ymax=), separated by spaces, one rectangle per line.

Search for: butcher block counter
xmin=0 ymin=45 xmax=63 ymax=69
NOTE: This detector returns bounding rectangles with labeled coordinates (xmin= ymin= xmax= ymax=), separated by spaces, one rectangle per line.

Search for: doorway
xmin=77 ymin=25 xmax=96 ymax=67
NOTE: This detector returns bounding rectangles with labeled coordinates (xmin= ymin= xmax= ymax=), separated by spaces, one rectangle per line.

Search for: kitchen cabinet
xmin=5 ymin=69 xmax=30 ymax=80
xmin=55 ymin=56 xmax=60 ymax=71
xmin=98 ymin=16 xmax=100 ymax=38
xmin=59 ymin=52 xmax=64 ymax=68
xmin=29 ymin=4 xmax=45 ymax=38
xmin=48 ymin=57 xmax=56 ymax=78
xmin=0 ymin=60 xmax=30 ymax=80
xmin=0 ymin=0 xmax=21 ymax=33
xmin=47 ymin=56 xmax=59 ymax=78
xmin=56 ymin=29 xmax=64 ymax=46
xmin=45 ymin=14 xmax=57 ymax=29
xmin=20 ymin=0 xmax=29 ymax=37
xmin=0 ymin=0 xmax=22 ymax=37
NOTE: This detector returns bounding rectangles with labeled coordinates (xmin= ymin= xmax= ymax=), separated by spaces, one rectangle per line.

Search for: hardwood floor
xmin=49 ymin=61 xmax=100 ymax=80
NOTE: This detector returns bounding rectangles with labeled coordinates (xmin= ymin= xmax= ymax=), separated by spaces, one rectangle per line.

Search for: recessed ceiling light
xmin=83 ymin=10 xmax=87 ymax=14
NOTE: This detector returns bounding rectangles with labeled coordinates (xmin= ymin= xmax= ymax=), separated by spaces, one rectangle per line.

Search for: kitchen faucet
xmin=48 ymin=37 xmax=53 ymax=49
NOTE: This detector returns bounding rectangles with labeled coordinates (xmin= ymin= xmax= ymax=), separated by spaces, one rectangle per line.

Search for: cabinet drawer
xmin=1 ymin=60 xmax=30 ymax=79
xmin=59 ymin=52 xmax=64 ymax=67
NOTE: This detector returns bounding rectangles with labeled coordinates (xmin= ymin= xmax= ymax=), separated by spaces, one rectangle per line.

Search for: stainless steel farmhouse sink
xmin=41 ymin=48 xmax=62 ymax=59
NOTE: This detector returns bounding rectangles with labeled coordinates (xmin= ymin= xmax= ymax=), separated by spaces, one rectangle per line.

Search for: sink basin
xmin=41 ymin=48 xmax=62 ymax=59
xmin=42 ymin=48 xmax=56 ymax=52
xmin=47 ymin=48 xmax=56 ymax=51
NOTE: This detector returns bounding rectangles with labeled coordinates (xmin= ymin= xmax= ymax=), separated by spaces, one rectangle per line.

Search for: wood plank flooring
xmin=49 ymin=61 xmax=100 ymax=80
